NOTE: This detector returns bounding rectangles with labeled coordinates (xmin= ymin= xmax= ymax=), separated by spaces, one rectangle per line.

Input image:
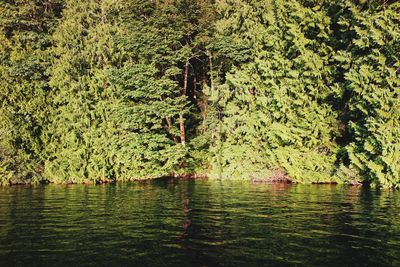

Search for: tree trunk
xmin=180 ymin=61 xmax=189 ymax=147
xmin=183 ymin=61 xmax=189 ymax=96
xmin=179 ymin=113 xmax=186 ymax=147
xmin=201 ymin=69 xmax=209 ymax=126
xmin=166 ymin=116 xmax=179 ymax=144
xmin=208 ymin=51 xmax=214 ymax=92
xmin=193 ymin=75 xmax=197 ymax=100
xmin=161 ymin=94 xmax=179 ymax=144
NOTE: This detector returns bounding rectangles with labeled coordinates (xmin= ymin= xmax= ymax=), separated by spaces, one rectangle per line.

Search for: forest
xmin=0 ymin=0 xmax=399 ymax=188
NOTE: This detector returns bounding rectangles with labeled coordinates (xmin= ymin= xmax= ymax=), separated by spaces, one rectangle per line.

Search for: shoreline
xmin=2 ymin=173 xmax=366 ymax=187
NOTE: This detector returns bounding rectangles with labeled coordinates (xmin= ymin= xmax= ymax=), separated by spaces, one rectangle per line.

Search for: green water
xmin=0 ymin=179 xmax=399 ymax=266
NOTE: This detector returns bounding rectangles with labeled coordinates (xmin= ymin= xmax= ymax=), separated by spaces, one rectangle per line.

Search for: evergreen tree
xmin=0 ymin=0 xmax=398 ymax=187
xmin=171 ymin=0 xmax=217 ymax=174
xmin=45 ymin=0 xmax=198 ymax=183
xmin=209 ymin=0 xmax=341 ymax=182
xmin=44 ymin=0 xmax=125 ymax=183
xmin=107 ymin=0 xmax=191 ymax=180
xmin=340 ymin=1 xmax=400 ymax=188
xmin=0 ymin=0 xmax=63 ymax=184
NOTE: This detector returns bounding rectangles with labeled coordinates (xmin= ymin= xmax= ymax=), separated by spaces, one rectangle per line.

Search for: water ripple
xmin=0 ymin=180 xmax=399 ymax=266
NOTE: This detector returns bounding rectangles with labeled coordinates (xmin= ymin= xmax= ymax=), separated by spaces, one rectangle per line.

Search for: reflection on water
xmin=0 ymin=180 xmax=399 ymax=266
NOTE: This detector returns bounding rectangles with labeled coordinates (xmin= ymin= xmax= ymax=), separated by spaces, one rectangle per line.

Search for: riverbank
xmin=2 ymin=172 xmax=367 ymax=187
xmin=2 ymin=173 xmax=210 ymax=186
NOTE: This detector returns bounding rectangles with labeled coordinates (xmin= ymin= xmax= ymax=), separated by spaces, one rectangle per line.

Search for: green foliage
xmin=0 ymin=0 xmax=399 ymax=187
xmin=0 ymin=0 xmax=63 ymax=184
xmin=43 ymin=0 xmax=117 ymax=183
xmin=43 ymin=0 xmax=191 ymax=183
xmin=208 ymin=0 xmax=341 ymax=183
xmin=342 ymin=1 xmax=400 ymax=188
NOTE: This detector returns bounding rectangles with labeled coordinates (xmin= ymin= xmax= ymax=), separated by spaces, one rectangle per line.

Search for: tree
xmin=45 ymin=0 xmax=195 ymax=182
xmin=341 ymin=0 xmax=400 ymax=188
xmin=0 ymin=0 xmax=63 ymax=184
xmin=44 ymin=0 xmax=123 ymax=183
xmin=208 ymin=0 xmax=341 ymax=182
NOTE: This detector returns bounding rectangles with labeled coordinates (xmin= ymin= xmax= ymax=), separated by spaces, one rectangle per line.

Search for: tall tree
xmin=45 ymin=0 xmax=199 ymax=182
xmin=340 ymin=0 xmax=400 ymax=188
xmin=44 ymin=0 xmax=123 ymax=183
xmin=0 ymin=0 xmax=63 ymax=184
xmin=208 ymin=0 xmax=341 ymax=182
xmin=171 ymin=0 xmax=217 ymax=173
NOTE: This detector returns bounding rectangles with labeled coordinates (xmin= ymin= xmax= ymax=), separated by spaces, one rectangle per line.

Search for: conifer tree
xmin=1 ymin=0 xmax=398 ymax=186
xmin=45 ymin=0 xmax=195 ymax=182
xmin=44 ymin=0 xmax=123 ymax=182
xmin=107 ymin=0 xmax=191 ymax=180
xmin=340 ymin=1 xmax=400 ymax=187
xmin=170 ymin=0 xmax=217 ymax=173
xmin=0 ymin=0 xmax=63 ymax=184
xmin=209 ymin=0 xmax=341 ymax=182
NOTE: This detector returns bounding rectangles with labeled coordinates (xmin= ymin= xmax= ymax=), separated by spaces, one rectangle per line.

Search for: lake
xmin=0 ymin=179 xmax=399 ymax=266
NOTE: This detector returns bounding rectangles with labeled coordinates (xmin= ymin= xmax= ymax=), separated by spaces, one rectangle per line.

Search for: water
xmin=0 ymin=179 xmax=399 ymax=266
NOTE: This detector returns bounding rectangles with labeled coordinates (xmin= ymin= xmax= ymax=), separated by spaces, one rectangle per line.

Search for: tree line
xmin=0 ymin=0 xmax=399 ymax=187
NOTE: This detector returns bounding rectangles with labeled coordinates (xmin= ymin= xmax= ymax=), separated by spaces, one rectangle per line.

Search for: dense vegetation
xmin=0 ymin=0 xmax=399 ymax=187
